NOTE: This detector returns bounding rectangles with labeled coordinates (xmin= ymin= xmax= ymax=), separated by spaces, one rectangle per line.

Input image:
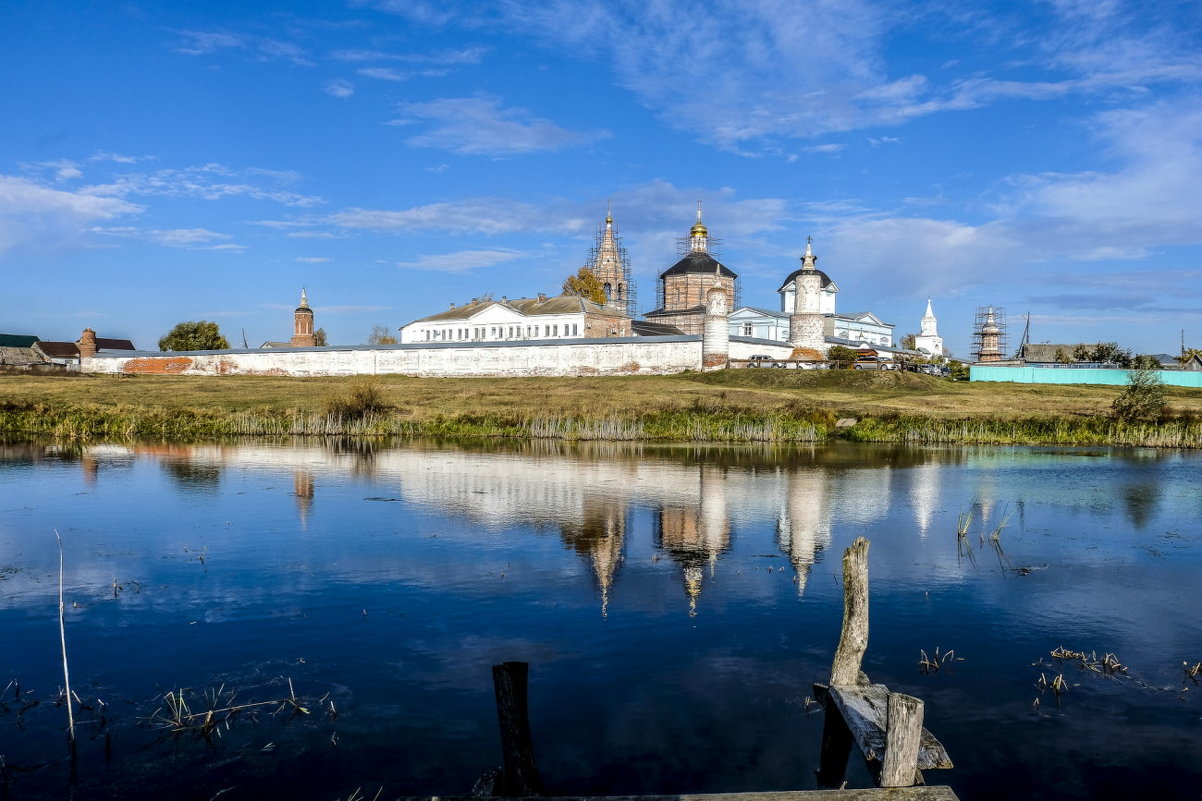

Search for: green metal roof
xmin=0 ymin=333 xmax=39 ymax=347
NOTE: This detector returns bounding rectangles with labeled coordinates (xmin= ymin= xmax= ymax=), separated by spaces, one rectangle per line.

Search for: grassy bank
xmin=2 ymin=370 xmax=1201 ymax=446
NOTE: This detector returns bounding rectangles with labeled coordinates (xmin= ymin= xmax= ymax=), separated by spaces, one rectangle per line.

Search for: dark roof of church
xmin=632 ymin=320 xmax=686 ymax=336
xmin=777 ymin=267 xmax=835 ymax=292
xmin=660 ymin=251 xmax=737 ymax=279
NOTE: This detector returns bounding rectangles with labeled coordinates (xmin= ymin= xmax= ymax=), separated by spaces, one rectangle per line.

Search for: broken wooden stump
xmin=817 ymin=538 xmax=952 ymax=789
xmin=830 ymin=537 xmax=870 ymax=687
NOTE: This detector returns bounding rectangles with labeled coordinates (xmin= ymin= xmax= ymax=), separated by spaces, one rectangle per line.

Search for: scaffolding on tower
xmin=971 ymin=306 xmax=1008 ymax=363
xmin=587 ymin=216 xmax=637 ymax=318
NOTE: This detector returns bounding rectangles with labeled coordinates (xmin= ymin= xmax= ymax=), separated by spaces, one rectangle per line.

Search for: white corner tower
xmin=788 ymin=237 xmax=826 ymax=354
xmin=913 ymin=298 xmax=944 ymax=357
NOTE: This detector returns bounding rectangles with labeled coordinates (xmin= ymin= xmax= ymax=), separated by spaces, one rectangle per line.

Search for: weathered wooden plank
xmin=408 ymin=790 xmax=960 ymax=801
xmin=493 ymin=661 xmax=543 ymax=796
xmin=879 ymin=693 xmax=924 ymax=787
xmin=828 ymin=684 xmax=953 ymax=771
xmin=830 ymin=537 xmax=870 ymax=687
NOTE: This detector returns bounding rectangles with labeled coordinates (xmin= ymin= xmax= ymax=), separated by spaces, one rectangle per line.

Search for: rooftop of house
xmin=407 ymin=294 xmax=627 ymax=325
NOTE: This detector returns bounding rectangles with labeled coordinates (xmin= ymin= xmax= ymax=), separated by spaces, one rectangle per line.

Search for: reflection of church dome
xmin=654 ymin=466 xmax=731 ymax=614
xmin=558 ymin=499 xmax=628 ymax=615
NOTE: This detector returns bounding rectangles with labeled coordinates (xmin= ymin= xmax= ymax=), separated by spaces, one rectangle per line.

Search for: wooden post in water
xmin=880 ymin=693 xmax=925 ymax=787
xmin=830 ymin=537 xmax=870 ymax=687
xmin=492 ymin=661 xmax=542 ymax=797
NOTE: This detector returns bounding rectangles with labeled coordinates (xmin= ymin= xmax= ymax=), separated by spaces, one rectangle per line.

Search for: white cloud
xmin=324 ymin=79 xmax=355 ymax=98
xmin=89 ymin=226 xmax=241 ymax=249
xmin=395 ymin=248 xmax=524 ymax=272
xmin=0 ymin=175 xmax=140 ymax=255
xmin=358 ymin=67 xmax=408 ymax=82
xmin=175 ymin=30 xmax=245 ymax=55
xmin=82 ymin=163 xmax=322 ymax=207
xmin=809 ymin=97 xmax=1202 ymax=307
xmin=324 ymin=180 xmax=786 ymax=247
xmin=296 ymin=256 xmax=331 ymax=263
xmin=392 ymin=95 xmax=610 ymax=155
xmin=328 ymin=199 xmax=569 ymax=234
xmin=31 ymin=160 xmax=83 ymax=181
xmin=175 ymin=30 xmax=313 ymax=65
xmin=364 ymin=0 xmax=1202 ymax=151
xmin=90 ymin=151 xmax=154 ymax=164
xmin=331 ymin=46 xmax=486 ymax=65
xmin=802 ymin=144 xmax=845 ymax=154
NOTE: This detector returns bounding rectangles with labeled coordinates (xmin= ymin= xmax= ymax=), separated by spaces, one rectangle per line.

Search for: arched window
xmin=603 ymin=282 xmax=612 ymax=300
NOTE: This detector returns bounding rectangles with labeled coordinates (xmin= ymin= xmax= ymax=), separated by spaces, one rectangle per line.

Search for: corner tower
xmin=291 ymin=288 xmax=316 ymax=347
xmin=788 ymin=238 xmax=826 ymax=354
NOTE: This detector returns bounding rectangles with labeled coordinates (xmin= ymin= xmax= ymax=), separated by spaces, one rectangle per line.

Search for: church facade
xmin=913 ymin=299 xmax=944 ymax=357
xmin=642 ymin=207 xmax=738 ymax=336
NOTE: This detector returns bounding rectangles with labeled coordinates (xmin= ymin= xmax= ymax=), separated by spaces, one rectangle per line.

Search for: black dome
xmin=661 ymin=251 xmax=737 ymax=279
xmin=777 ymin=267 xmax=833 ymax=292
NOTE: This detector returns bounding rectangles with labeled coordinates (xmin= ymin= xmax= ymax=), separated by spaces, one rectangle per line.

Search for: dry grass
xmin=6 ymin=370 xmax=1198 ymax=420
xmin=3 ymin=370 xmax=1201 ymax=444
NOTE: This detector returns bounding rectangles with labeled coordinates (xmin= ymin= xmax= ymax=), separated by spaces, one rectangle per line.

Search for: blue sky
xmin=2 ymin=0 xmax=1201 ymax=357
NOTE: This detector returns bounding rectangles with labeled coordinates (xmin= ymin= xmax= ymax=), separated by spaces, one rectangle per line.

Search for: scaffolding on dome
xmin=971 ymin=306 xmax=1008 ymax=363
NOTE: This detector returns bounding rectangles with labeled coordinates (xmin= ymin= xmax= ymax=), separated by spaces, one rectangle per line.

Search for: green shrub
xmin=323 ymin=380 xmax=391 ymax=419
xmin=1111 ymin=367 xmax=1166 ymax=422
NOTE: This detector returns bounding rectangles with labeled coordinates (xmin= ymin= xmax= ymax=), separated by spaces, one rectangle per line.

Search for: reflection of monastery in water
xmin=65 ymin=441 xmax=964 ymax=613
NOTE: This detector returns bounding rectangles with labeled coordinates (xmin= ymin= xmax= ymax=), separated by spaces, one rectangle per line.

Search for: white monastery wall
xmin=81 ymin=337 xmax=703 ymax=378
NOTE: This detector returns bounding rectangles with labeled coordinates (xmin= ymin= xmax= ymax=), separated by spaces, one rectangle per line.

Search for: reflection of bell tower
xmin=909 ymin=464 xmax=940 ymax=538
xmin=294 ymin=470 xmax=314 ymax=527
xmin=655 ymin=465 xmax=731 ymax=615
xmin=777 ymin=468 xmax=832 ymax=596
xmin=81 ymin=450 xmax=99 ymax=486
xmin=558 ymin=497 xmax=628 ymax=616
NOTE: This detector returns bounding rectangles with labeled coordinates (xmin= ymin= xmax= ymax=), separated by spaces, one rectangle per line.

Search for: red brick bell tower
xmin=290 ymin=289 xmax=316 ymax=347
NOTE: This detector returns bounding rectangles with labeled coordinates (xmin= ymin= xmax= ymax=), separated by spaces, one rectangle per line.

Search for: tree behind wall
xmin=158 ymin=321 xmax=230 ymax=352
xmin=562 ymin=267 xmax=607 ymax=306
xmin=367 ymin=325 xmax=397 ymax=345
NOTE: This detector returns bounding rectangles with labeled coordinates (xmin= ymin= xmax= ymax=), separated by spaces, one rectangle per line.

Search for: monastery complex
xmin=70 ymin=207 xmax=945 ymax=378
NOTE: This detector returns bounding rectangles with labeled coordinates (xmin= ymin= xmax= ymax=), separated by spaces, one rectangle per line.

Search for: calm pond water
xmin=1 ymin=438 xmax=1200 ymax=800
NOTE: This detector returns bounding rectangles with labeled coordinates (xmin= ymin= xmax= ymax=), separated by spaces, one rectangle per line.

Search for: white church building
xmin=913 ymin=299 xmax=944 ymax=357
xmin=727 ymin=239 xmax=895 ymax=348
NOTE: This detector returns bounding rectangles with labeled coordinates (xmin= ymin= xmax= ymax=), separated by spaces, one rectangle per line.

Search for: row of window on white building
xmin=423 ymin=323 xmax=581 ymax=342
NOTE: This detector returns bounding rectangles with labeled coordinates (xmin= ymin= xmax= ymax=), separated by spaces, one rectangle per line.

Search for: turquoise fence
xmin=970 ymin=365 xmax=1202 ymax=388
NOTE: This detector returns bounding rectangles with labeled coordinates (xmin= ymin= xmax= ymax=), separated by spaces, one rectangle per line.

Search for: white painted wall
xmin=82 ymin=338 xmax=704 ymax=378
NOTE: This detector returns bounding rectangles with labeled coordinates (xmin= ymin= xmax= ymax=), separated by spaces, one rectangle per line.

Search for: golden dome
xmin=690 ymin=220 xmax=708 ymax=237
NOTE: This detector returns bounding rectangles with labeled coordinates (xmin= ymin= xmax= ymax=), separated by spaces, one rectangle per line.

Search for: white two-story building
xmin=400 ymin=294 xmax=631 ymax=344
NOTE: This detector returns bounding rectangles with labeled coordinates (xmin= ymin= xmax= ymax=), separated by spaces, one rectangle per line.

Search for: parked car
xmin=748 ymin=354 xmax=774 ymax=367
